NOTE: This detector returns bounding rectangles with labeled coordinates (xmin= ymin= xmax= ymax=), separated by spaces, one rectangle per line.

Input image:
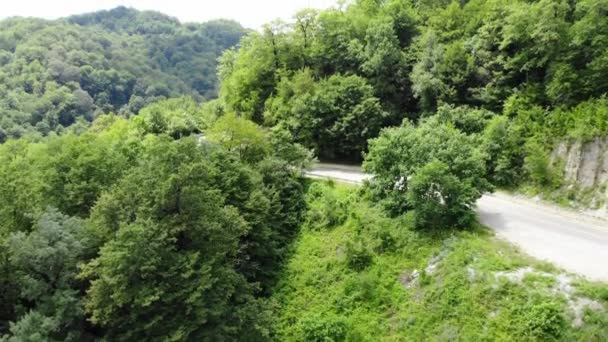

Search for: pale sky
xmin=0 ymin=0 xmax=339 ymax=29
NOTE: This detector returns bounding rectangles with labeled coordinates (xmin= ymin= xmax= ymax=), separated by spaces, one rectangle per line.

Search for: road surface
xmin=307 ymin=163 xmax=608 ymax=282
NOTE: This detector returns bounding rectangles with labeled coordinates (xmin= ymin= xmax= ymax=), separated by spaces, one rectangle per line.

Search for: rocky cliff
xmin=551 ymin=138 xmax=608 ymax=217
xmin=552 ymin=138 xmax=608 ymax=189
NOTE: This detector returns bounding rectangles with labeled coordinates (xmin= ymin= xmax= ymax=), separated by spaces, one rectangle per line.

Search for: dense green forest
xmin=0 ymin=98 xmax=312 ymax=340
xmin=1 ymin=0 xmax=608 ymax=340
xmin=0 ymin=6 xmax=246 ymax=142
xmin=219 ymin=0 xmax=608 ymax=170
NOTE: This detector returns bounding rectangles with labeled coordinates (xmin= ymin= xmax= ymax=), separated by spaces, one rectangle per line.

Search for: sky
xmin=0 ymin=0 xmax=339 ymax=29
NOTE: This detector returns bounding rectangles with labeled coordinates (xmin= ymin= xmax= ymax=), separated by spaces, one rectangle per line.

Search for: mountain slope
xmin=0 ymin=6 xmax=247 ymax=142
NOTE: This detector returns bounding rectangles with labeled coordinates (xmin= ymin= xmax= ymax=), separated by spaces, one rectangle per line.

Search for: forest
xmin=0 ymin=6 xmax=247 ymax=142
xmin=1 ymin=0 xmax=608 ymax=340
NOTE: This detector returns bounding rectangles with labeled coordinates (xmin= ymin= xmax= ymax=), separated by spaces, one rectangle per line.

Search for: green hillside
xmin=0 ymin=6 xmax=247 ymax=142
xmin=271 ymin=181 xmax=608 ymax=340
xmin=219 ymin=0 xmax=608 ymax=194
xmin=1 ymin=1 xmax=608 ymax=340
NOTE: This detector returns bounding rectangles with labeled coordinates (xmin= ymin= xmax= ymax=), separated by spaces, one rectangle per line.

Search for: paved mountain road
xmin=307 ymin=163 xmax=608 ymax=282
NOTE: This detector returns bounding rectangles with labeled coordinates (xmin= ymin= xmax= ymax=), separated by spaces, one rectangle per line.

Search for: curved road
xmin=307 ymin=163 xmax=608 ymax=282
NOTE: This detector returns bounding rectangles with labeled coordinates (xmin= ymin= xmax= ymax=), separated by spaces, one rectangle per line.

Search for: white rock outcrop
xmin=552 ymin=138 xmax=608 ymax=189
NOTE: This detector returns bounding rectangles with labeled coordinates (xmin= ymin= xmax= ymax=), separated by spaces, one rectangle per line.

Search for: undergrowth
xmin=270 ymin=181 xmax=608 ymax=341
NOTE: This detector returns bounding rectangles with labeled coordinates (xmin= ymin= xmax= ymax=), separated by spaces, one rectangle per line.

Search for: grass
xmin=514 ymin=179 xmax=607 ymax=212
xmin=269 ymin=181 xmax=608 ymax=341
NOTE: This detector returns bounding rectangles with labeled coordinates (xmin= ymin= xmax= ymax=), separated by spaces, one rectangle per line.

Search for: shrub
xmin=299 ymin=313 xmax=348 ymax=342
xmin=481 ymin=116 xmax=526 ymax=186
xmin=524 ymin=141 xmax=562 ymax=189
xmin=364 ymin=118 xmax=490 ymax=226
xmin=345 ymin=238 xmax=374 ymax=271
xmin=305 ymin=182 xmax=348 ymax=230
xmin=407 ymin=160 xmax=477 ymax=229
xmin=522 ymin=302 xmax=565 ymax=340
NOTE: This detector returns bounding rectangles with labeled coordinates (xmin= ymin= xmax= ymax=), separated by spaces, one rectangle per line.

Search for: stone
xmin=578 ymin=139 xmax=603 ymax=187
xmin=564 ymin=140 xmax=582 ymax=183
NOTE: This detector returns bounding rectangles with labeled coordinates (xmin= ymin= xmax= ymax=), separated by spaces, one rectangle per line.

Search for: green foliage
xmin=3 ymin=0 xmax=608 ymax=339
xmin=266 ymin=73 xmax=388 ymax=161
xmin=345 ymin=237 xmax=374 ymax=271
xmin=481 ymin=115 xmax=526 ymax=187
xmin=435 ymin=104 xmax=494 ymax=135
xmin=407 ymin=160 xmax=477 ymax=229
xmin=207 ymin=112 xmax=270 ymax=164
xmin=5 ymin=209 xmax=88 ymax=341
xmin=220 ymin=2 xmax=415 ymax=160
xmin=271 ymin=182 xmax=608 ymax=341
xmin=364 ymin=118 xmax=490 ymax=223
xmin=216 ymin=0 xmax=607 ymax=170
xmin=547 ymin=98 xmax=608 ymax=141
xmin=0 ymin=8 xmax=247 ymax=140
xmin=522 ymin=302 xmax=566 ymax=340
xmin=133 ymin=97 xmax=214 ymax=138
xmin=298 ymin=312 xmax=348 ymax=342
xmin=268 ymin=126 xmax=314 ymax=170
xmin=304 ymin=182 xmax=348 ymax=230
xmin=524 ymin=141 xmax=563 ymax=189
xmin=0 ymin=98 xmax=306 ymax=340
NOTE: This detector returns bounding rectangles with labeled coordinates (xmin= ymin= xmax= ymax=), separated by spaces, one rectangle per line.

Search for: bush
xmin=407 ymin=160 xmax=477 ymax=229
xmin=299 ymin=313 xmax=348 ymax=342
xmin=305 ymin=182 xmax=348 ymax=230
xmin=481 ymin=116 xmax=526 ymax=186
xmin=345 ymin=238 xmax=374 ymax=271
xmin=364 ymin=118 xmax=490 ymax=226
xmin=524 ymin=141 xmax=562 ymax=189
xmin=522 ymin=302 xmax=566 ymax=340
xmin=435 ymin=104 xmax=495 ymax=135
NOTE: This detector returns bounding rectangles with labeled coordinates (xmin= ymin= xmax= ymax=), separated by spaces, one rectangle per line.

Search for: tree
xmin=207 ymin=113 xmax=269 ymax=164
xmin=364 ymin=117 xmax=491 ymax=222
xmin=0 ymin=9 xmax=247 ymax=140
xmin=81 ymin=138 xmax=268 ymax=340
xmin=133 ymin=97 xmax=211 ymax=139
xmin=3 ymin=209 xmax=89 ymax=341
xmin=481 ymin=115 xmax=526 ymax=186
xmin=289 ymin=75 xmax=388 ymax=161
xmin=407 ymin=160 xmax=477 ymax=229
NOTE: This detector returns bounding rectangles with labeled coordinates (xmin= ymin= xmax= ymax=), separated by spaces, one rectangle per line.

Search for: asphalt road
xmin=307 ymin=163 xmax=608 ymax=282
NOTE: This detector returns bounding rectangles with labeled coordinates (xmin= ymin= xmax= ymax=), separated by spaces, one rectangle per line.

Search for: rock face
xmin=552 ymin=138 xmax=608 ymax=189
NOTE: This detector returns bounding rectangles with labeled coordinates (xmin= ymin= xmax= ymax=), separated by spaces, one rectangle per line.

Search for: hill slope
xmin=271 ymin=182 xmax=608 ymax=340
xmin=0 ymin=6 xmax=247 ymax=141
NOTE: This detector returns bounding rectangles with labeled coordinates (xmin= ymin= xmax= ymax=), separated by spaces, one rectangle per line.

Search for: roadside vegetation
xmin=271 ymin=181 xmax=608 ymax=341
xmin=218 ymin=0 xmax=608 ymax=199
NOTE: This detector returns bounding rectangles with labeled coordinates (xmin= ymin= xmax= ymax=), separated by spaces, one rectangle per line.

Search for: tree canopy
xmin=218 ymin=0 xmax=608 ymax=163
xmin=0 ymin=7 xmax=247 ymax=141
xmin=0 ymin=98 xmax=308 ymax=340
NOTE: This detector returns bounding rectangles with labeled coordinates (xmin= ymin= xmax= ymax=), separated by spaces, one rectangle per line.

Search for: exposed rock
xmin=580 ymin=141 xmax=604 ymax=187
xmin=553 ymin=138 xmax=608 ymax=188
xmin=571 ymin=298 xmax=604 ymax=328
xmin=425 ymin=252 xmax=445 ymax=275
xmin=563 ymin=140 xmax=582 ymax=183
xmin=494 ymin=266 xmax=536 ymax=283
xmin=494 ymin=267 xmax=604 ymax=327
xmin=399 ymin=269 xmax=419 ymax=288
xmin=600 ymin=146 xmax=608 ymax=185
